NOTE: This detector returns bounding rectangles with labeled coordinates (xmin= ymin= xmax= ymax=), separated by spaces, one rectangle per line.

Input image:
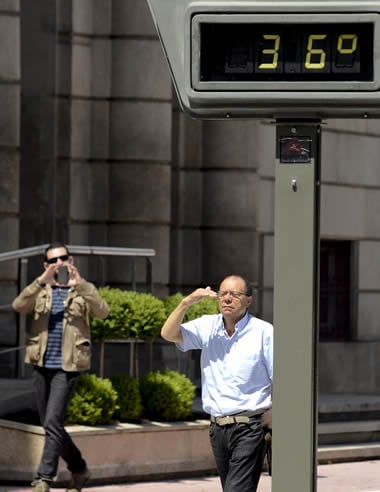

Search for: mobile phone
xmin=56 ymin=265 xmax=69 ymax=285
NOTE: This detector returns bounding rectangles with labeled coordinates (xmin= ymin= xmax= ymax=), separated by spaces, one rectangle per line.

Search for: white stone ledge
xmin=0 ymin=418 xmax=216 ymax=483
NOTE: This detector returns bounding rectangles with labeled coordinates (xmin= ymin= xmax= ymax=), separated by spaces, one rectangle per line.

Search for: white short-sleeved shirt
xmin=177 ymin=312 xmax=273 ymax=417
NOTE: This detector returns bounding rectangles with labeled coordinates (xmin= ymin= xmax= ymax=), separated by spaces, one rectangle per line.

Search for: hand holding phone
xmin=56 ymin=265 xmax=69 ymax=285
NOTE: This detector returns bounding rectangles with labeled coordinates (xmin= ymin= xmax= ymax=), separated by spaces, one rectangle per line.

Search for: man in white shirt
xmin=161 ymin=274 xmax=273 ymax=492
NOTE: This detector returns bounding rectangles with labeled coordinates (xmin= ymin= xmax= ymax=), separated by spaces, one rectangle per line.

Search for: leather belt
xmin=210 ymin=409 xmax=266 ymax=426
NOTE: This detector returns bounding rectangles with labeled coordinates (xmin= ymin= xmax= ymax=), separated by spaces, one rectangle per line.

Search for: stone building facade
xmin=0 ymin=0 xmax=379 ymax=394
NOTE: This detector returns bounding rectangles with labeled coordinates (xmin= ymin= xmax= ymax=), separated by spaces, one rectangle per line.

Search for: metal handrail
xmin=0 ymin=346 xmax=23 ymax=355
xmin=0 ymin=244 xmax=156 ymax=377
xmin=0 ymin=244 xmax=156 ymax=262
xmin=0 ymin=243 xmax=156 ymax=289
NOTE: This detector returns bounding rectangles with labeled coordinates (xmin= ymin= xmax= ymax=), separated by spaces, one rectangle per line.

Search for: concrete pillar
xmin=170 ymin=107 xmax=203 ymax=293
xmin=20 ymin=0 xmax=58 ymax=246
xmin=109 ymin=0 xmax=172 ymax=295
xmin=66 ymin=0 xmax=111 ymax=272
xmin=200 ymin=120 xmax=262 ymax=289
xmin=0 ymin=0 xmax=21 ymax=375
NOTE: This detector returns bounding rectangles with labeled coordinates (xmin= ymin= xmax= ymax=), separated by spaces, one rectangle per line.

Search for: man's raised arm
xmin=161 ymin=286 xmax=217 ymax=343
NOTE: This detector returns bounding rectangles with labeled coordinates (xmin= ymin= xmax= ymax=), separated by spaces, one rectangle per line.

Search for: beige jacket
xmin=12 ymin=278 xmax=109 ymax=372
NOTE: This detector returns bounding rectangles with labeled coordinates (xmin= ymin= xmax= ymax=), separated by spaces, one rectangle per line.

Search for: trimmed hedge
xmin=140 ymin=369 xmax=196 ymax=421
xmin=111 ymin=374 xmax=142 ymax=422
xmin=66 ymin=370 xmax=196 ymax=425
xmin=91 ymin=287 xmax=166 ymax=341
xmin=66 ymin=373 xmax=119 ymax=426
xmin=163 ymin=292 xmax=219 ymax=322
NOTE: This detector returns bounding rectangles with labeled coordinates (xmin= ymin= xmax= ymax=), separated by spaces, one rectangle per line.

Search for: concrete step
xmin=318 ymin=441 xmax=380 ymax=463
xmin=319 ymin=393 xmax=380 ymax=422
xmin=319 ymin=420 xmax=380 ymax=445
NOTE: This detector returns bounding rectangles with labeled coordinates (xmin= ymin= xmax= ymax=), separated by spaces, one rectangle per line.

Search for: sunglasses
xmin=46 ymin=254 xmax=69 ymax=264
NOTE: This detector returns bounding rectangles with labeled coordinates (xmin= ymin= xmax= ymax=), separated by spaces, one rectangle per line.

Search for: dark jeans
xmin=33 ymin=367 xmax=87 ymax=480
xmin=209 ymin=416 xmax=266 ymax=492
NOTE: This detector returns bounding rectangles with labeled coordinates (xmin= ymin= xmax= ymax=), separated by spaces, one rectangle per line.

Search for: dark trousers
xmin=209 ymin=416 xmax=266 ymax=492
xmin=33 ymin=367 xmax=87 ymax=480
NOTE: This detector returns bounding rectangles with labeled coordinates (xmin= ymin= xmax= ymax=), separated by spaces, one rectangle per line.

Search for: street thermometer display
xmin=191 ymin=14 xmax=378 ymax=93
xmin=147 ymin=0 xmax=380 ymax=118
xmin=199 ymin=23 xmax=373 ymax=82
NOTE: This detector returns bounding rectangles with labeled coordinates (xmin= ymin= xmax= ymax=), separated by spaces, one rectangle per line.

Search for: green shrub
xmin=123 ymin=291 xmax=166 ymax=341
xmin=66 ymin=373 xmax=119 ymax=426
xmin=90 ymin=287 xmax=131 ymax=340
xmin=163 ymin=292 xmax=219 ymax=322
xmin=110 ymin=374 xmax=142 ymax=422
xmin=163 ymin=293 xmax=184 ymax=318
xmin=186 ymin=295 xmax=219 ymax=320
xmin=140 ymin=369 xmax=196 ymax=421
xmin=91 ymin=287 xmax=166 ymax=342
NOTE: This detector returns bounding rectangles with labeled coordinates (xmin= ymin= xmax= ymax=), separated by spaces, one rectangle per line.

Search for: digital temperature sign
xmin=191 ymin=13 xmax=379 ymax=95
xmin=146 ymin=0 xmax=380 ymax=118
xmin=199 ymin=23 xmax=373 ymax=83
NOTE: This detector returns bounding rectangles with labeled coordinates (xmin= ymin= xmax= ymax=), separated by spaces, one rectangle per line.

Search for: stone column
xmin=61 ymin=0 xmax=111 ymax=280
xmin=0 ymin=0 xmax=21 ymax=374
xmin=200 ymin=120 xmax=262 ymax=290
xmin=108 ymin=0 xmax=173 ymax=295
xmin=169 ymin=105 xmax=203 ymax=293
xmin=20 ymin=0 xmax=58 ymax=246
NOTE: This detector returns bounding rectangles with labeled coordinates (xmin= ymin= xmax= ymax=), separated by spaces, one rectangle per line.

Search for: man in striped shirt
xmin=13 ymin=243 xmax=109 ymax=492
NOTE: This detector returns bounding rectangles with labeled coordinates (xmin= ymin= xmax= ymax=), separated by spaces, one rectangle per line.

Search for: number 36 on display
xmin=258 ymin=33 xmax=358 ymax=71
xmin=200 ymin=23 xmax=372 ymax=81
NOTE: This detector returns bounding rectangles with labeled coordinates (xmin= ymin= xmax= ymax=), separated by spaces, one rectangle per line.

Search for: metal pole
xmin=98 ymin=255 xmax=106 ymax=287
xmin=131 ymin=259 xmax=136 ymax=291
xmin=146 ymin=258 xmax=153 ymax=293
xmin=17 ymin=258 xmax=29 ymax=378
xmin=272 ymin=121 xmax=320 ymax=492
xmin=129 ymin=341 xmax=135 ymax=377
xmin=99 ymin=340 xmax=105 ymax=378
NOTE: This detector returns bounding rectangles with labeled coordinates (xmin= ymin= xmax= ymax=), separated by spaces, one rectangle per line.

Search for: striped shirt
xmin=44 ymin=287 xmax=69 ymax=368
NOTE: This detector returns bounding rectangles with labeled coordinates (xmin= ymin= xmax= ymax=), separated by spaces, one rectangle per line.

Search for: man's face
xmin=44 ymin=247 xmax=71 ymax=269
xmin=218 ymin=276 xmax=252 ymax=319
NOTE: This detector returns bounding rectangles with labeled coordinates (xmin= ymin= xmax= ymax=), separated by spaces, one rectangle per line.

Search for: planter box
xmin=0 ymin=418 xmax=217 ymax=484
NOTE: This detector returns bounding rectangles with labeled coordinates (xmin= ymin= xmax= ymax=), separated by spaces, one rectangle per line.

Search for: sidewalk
xmin=2 ymin=460 xmax=380 ymax=492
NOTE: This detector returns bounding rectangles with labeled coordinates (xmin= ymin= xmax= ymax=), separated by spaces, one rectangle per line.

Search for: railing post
xmin=17 ymin=258 xmax=29 ymax=378
xmin=146 ymin=258 xmax=153 ymax=293
xmin=98 ymin=256 xmax=106 ymax=287
xmin=99 ymin=340 xmax=105 ymax=378
xmin=129 ymin=341 xmax=135 ymax=377
xmin=131 ymin=259 xmax=137 ymax=291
